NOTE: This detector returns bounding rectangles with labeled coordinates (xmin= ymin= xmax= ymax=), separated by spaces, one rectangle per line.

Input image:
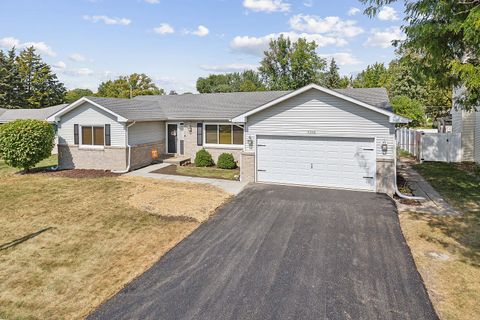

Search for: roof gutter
xmin=112 ymin=121 xmax=136 ymax=174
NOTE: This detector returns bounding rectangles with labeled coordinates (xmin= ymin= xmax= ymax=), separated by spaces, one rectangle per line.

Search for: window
xmin=205 ymin=125 xmax=218 ymax=144
xmin=81 ymin=126 xmax=104 ymax=146
xmin=204 ymin=124 xmax=244 ymax=146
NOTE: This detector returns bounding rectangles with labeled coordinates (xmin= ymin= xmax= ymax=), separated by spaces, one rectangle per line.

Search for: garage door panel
xmin=256 ymin=135 xmax=376 ymax=191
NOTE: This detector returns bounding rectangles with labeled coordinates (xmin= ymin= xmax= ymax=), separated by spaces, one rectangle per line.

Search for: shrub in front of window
xmin=194 ymin=148 xmax=214 ymax=167
xmin=217 ymin=153 xmax=236 ymax=169
xmin=0 ymin=119 xmax=55 ymax=172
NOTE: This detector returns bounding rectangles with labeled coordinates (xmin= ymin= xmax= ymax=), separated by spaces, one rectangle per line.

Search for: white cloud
xmin=0 ymin=36 xmax=57 ymax=56
xmin=364 ymin=26 xmax=405 ymax=48
xmin=289 ymin=15 xmax=364 ymax=38
xmin=69 ymin=53 xmax=86 ymax=62
xmin=200 ymin=63 xmax=258 ymax=73
xmin=83 ymin=15 xmax=131 ymax=25
xmin=319 ymin=52 xmax=361 ymax=66
xmin=154 ymin=23 xmax=174 ymax=34
xmin=377 ymin=6 xmax=399 ymax=21
xmin=56 ymin=66 xmax=95 ymax=77
xmin=145 ymin=0 xmax=159 ymax=3
xmin=303 ymin=0 xmax=314 ymax=7
xmin=347 ymin=7 xmax=360 ymax=16
xmin=53 ymin=61 xmax=67 ymax=69
xmin=75 ymin=68 xmax=94 ymax=76
xmin=189 ymin=25 xmax=209 ymax=37
xmin=243 ymin=0 xmax=290 ymax=13
xmin=231 ymin=32 xmax=347 ymax=56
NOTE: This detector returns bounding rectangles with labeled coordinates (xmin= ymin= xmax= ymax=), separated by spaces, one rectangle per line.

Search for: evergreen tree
xmin=15 ymin=47 xmax=66 ymax=108
xmin=321 ymin=59 xmax=344 ymax=89
xmin=0 ymin=48 xmax=23 ymax=109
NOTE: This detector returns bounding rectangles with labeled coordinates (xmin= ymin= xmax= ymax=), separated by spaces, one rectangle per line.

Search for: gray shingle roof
xmin=85 ymin=96 xmax=166 ymax=121
xmin=52 ymin=87 xmax=392 ymax=122
xmin=0 ymin=104 xmax=68 ymax=123
xmin=333 ymin=88 xmax=392 ymax=110
xmin=133 ymin=91 xmax=290 ymax=120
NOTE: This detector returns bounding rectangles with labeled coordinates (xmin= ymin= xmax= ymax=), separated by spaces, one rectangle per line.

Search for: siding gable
xmin=245 ymin=90 xmax=395 ymax=159
xmin=57 ymin=102 xmax=126 ymax=147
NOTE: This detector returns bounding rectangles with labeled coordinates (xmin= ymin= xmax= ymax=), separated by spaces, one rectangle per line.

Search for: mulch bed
xmin=44 ymin=169 xmax=120 ymax=178
xmin=19 ymin=168 xmax=120 ymax=178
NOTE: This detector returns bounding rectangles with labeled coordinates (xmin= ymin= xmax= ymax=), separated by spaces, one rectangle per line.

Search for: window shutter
xmin=74 ymin=124 xmax=79 ymax=145
xmin=105 ymin=124 xmax=111 ymax=146
xmin=197 ymin=123 xmax=203 ymax=146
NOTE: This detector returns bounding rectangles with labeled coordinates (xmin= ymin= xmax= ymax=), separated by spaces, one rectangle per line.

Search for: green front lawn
xmin=176 ymin=165 xmax=240 ymax=180
xmin=413 ymin=162 xmax=480 ymax=212
xmin=0 ymin=154 xmax=58 ymax=176
xmin=401 ymin=162 xmax=480 ymax=319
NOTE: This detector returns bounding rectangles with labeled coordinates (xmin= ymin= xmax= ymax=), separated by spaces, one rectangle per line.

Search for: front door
xmin=167 ymin=124 xmax=177 ymax=154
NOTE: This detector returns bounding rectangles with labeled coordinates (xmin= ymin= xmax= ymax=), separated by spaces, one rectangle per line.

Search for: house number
xmin=307 ymin=130 xmax=316 ymax=134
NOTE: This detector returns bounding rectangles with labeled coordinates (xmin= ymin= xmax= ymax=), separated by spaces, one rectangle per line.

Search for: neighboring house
xmin=0 ymin=104 xmax=68 ymax=124
xmin=47 ymin=84 xmax=409 ymax=194
xmin=451 ymin=88 xmax=480 ymax=163
xmin=0 ymin=104 xmax=68 ymax=154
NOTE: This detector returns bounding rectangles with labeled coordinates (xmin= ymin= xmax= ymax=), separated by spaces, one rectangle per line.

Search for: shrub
xmin=0 ymin=119 xmax=55 ymax=171
xmin=217 ymin=153 xmax=236 ymax=169
xmin=194 ymin=148 xmax=214 ymax=167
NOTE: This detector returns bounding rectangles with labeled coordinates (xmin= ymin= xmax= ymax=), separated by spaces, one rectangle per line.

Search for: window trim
xmin=79 ymin=124 xmax=106 ymax=149
xmin=203 ymin=123 xmax=244 ymax=149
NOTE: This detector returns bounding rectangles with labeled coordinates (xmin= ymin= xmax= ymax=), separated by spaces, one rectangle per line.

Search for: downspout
xmin=394 ymin=128 xmax=425 ymax=201
xmin=113 ymin=121 xmax=136 ymax=174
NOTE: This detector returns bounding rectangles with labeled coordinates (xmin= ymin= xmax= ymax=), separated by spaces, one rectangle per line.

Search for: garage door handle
xmin=362 ymin=148 xmax=374 ymax=151
xmin=363 ymin=176 xmax=374 ymax=179
xmin=258 ymin=169 xmax=266 ymax=172
xmin=257 ymin=144 xmax=266 ymax=147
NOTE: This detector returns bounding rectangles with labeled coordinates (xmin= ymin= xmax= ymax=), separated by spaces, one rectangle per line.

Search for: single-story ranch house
xmin=46 ymin=84 xmax=408 ymax=194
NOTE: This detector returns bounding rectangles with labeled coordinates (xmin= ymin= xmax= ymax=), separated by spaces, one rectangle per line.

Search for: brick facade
xmin=58 ymin=145 xmax=127 ymax=171
xmin=240 ymin=152 xmax=255 ymax=183
xmin=376 ymin=159 xmax=395 ymax=195
xmin=130 ymin=141 xmax=165 ymax=170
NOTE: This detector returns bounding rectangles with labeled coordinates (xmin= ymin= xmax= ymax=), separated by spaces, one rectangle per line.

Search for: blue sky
xmin=0 ymin=0 xmax=405 ymax=93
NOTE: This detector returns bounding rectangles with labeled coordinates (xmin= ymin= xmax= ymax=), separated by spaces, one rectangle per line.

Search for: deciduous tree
xmin=259 ymin=35 xmax=326 ymax=90
xmin=97 ymin=73 xmax=164 ymax=98
xmin=360 ymin=0 xmax=480 ymax=109
xmin=65 ymin=88 xmax=94 ymax=103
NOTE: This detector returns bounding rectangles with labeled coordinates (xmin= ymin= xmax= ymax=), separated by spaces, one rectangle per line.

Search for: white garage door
xmin=256 ymin=135 xmax=376 ymax=191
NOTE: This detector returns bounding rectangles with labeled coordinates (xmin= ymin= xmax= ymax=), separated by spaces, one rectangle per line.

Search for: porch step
xmin=163 ymin=156 xmax=191 ymax=166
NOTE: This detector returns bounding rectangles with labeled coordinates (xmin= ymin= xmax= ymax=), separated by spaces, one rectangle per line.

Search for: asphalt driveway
xmin=88 ymin=184 xmax=437 ymax=320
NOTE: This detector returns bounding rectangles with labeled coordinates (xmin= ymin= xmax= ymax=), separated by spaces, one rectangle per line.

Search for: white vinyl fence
xmin=396 ymin=128 xmax=462 ymax=162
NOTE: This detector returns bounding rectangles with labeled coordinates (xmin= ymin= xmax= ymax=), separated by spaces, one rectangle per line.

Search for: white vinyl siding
xmin=451 ymin=108 xmax=463 ymax=134
xmin=462 ymin=111 xmax=476 ymax=161
xmin=57 ymin=102 xmax=126 ymax=147
xmin=245 ymin=89 xmax=395 ymax=159
xmin=475 ymin=111 xmax=480 ymax=163
xmin=128 ymin=121 xmax=165 ymax=145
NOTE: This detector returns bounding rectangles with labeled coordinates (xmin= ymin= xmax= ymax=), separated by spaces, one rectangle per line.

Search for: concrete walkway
xmin=397 ymin=160 xmax=460 ymax=215
xmin=126 ymin=163 xmax=248 ymax=195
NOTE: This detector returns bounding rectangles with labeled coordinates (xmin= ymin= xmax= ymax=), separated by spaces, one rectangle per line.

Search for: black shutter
xmin=197 ymin=123 xmax=203 ymax=146
xmin=74 ymin=124 xmax=79 ymax=145
xmin=105 ymin=124 xmax=111 ymax=146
